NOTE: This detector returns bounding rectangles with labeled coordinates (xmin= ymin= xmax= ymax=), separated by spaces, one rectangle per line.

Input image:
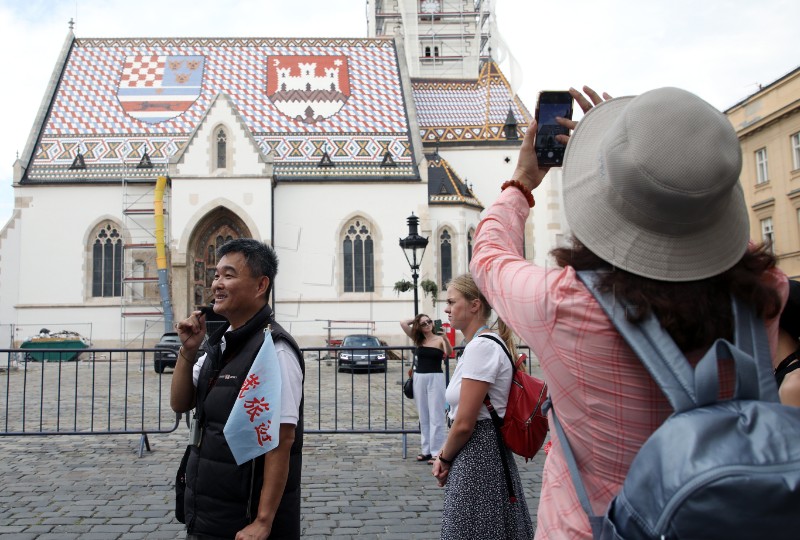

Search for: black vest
xmin=185 ymin=305 xmax=304 ymax=539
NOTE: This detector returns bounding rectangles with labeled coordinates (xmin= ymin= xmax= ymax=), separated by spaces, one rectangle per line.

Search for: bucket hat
xmin=562 ymin=87 xmax=747 ymax=282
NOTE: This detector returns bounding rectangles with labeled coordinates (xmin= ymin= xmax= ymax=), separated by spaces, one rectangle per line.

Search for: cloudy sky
xmin=0 ymin=0 xmax=798 ymax=226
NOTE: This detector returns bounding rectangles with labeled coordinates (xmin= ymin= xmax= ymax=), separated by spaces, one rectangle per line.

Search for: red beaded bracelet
xmin=500 ymin=180 xmax=535 ymax=208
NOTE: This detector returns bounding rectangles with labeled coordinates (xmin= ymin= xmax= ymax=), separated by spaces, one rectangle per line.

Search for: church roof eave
xmin=426 ymin=154 xmax=483 ymax=210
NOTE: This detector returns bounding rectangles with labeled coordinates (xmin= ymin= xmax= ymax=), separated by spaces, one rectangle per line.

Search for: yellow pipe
xmin=154 ymin=176 xmax=167 ymax=270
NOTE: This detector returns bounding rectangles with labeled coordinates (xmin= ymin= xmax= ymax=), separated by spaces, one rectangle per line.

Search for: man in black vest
xmin=172 ymin=239 xmax=304 ymax=540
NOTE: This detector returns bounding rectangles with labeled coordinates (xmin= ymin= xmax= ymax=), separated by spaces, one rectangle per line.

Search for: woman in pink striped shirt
xmin=471 ymin=86 xmax=788 ymax=539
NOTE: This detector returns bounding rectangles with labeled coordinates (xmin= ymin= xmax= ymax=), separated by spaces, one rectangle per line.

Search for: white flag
xmin=223 ymin=332 xmax=282 ymax=465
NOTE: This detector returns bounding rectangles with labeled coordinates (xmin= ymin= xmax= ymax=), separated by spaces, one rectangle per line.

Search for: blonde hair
xmin=446 ymin=273 xmax=518 ymax=360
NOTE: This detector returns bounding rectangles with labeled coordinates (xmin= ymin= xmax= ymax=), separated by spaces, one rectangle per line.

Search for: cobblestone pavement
xmin=0 ymin=355 xmax=545 ymax=539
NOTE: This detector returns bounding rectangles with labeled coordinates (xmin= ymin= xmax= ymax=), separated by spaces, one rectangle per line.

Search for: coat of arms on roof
xmin=117 ymin=55 xmax=205 ymax=124
xmin=267 ymin=55 xmax=350 ymax=124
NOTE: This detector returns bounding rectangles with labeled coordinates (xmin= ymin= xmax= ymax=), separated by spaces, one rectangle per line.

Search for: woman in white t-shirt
xmin=433 ymin=273 xmax=533 ymax=540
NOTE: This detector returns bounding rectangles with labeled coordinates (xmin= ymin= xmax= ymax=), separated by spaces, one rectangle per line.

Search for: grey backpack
xmin=546 ymin=270 xmax=800 ymax=540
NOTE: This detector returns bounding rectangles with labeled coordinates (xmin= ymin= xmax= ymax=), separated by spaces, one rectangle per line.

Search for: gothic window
xmin=440 ymin=228 xmax=452 ymax=289
xmin=216 ymin=128 xmax=227 ymax=169
xmin=343 ymin=218 xmax=374 ymax=293
xmin=91 ymin=222 xmax=123 ymax=297
xmin=467 ymin=228 xmax=474 ymax=264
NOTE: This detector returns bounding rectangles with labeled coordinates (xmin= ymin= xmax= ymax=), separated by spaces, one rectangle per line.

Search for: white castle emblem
xmin=268 ymin=56 xmax=350 ymax=124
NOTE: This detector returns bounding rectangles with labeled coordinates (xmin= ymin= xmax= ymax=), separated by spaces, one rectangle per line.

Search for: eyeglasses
xmin=419 ymin=320 xmax=433 ymax=327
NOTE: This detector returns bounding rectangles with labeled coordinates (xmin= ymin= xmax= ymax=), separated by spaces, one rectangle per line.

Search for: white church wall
xmin=439 ymin=146 xmax=567 ymax=267
xmin=170 ymin=177 xmax=273 ymax=249
xmin=0 ymin=209 xmax=22 ymax=335
xmin=2 ymin=184 xmax=130 ymax=345
xmin=417 ymin=205 xmax=482 ymax=322
xmin=16 ymin=185 xmax=123 ymax=305
xmin=270 ymin=180 xmax=434 ymax=347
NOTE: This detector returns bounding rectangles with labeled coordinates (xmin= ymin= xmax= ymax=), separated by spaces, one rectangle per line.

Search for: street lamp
xmin=399 ymin=213 xmax=429 ymax=316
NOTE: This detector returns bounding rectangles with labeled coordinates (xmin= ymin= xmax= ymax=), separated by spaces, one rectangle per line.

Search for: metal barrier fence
xmin=0 ymin=348 xmax=179 ymax=457
xmin=0 ymin=342 xmax=534 ymax=458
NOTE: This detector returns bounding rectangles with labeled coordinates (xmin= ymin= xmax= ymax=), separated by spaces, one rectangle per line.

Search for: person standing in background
xmin=401 ymin=314 xmax=452 ymax=463
xmin=432 ymin=274 xmax=533 ymax=539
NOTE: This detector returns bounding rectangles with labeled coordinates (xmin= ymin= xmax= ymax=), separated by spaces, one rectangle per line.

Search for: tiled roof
xmin=26 ymin=37 xmax=417 ymax=181
xmin=411 ymin=61 xmax=532 ymax=145
xmin=426 ymin=154 xmax=482 ymax=209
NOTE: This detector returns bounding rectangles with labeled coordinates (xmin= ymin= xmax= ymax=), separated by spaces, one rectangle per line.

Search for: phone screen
xmin=535 ymin=92 xmax=573 ymax=166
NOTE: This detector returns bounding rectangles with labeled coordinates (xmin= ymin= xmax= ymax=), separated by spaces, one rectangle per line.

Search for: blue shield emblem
xmin=117 ymin=55 xmax=204 ymax=124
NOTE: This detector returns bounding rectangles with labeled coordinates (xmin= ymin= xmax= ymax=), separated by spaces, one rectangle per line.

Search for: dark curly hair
xmin=551 ymin=238 xmax=782 ymax=352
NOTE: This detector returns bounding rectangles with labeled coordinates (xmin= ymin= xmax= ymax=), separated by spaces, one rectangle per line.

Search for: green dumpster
xmin=20 ymin=336 xmax=90 ymax=362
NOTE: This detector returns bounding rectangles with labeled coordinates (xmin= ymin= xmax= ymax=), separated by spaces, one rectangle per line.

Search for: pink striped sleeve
xmin=470 ymin=187 xmax=563 ymax=343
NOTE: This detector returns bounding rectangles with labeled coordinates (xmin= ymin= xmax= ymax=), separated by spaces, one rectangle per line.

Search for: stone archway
xmin=188 ymin=208 xmax=250 ymax=311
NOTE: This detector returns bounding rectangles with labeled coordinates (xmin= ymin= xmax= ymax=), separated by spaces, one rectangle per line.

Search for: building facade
xmin=726 ymin=67 xmax=800 ymax=278
xmin=0 ymin=30 xmax=546 ymax=349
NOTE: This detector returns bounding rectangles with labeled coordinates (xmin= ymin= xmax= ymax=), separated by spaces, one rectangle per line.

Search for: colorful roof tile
xmin=411 ymin=61 xmax=532 ymax=145
xmin=25 ymin=37 xmax=418 ymax=182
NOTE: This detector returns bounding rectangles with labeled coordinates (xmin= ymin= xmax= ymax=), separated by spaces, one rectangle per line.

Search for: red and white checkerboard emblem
xmin=117 ymin=55 xmax=205 ymax=124
xmin=267 ymin=55 xmax=350 ymax=124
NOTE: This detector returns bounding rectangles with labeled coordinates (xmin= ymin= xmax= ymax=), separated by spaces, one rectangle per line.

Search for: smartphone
xmin=434 ymin=319 xmax=443 ymax=334
xmin=534 ymin=91 xmax=574 ymax=167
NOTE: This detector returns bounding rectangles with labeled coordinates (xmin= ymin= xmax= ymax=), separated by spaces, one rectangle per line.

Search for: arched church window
xmin=216 ymin=128 xmax=227 ymax=169
xmin=467 ymin=228 xmax=474 ymax=264
xmin=342 ymin=218 xmax=375 ymax=293
xmin=440 ymin=228 xmax=452 ymax=289
xmin=91 ymin=222 xmax=123 ymax=297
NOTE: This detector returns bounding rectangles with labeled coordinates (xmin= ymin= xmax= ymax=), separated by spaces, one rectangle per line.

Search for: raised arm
xmin=440 ymin=333 xmax=453 ymax=358
xmin=171 ymin=310 xmax=207 ymax=413
xmin=400 ymin=318 xmax=415 ymax=339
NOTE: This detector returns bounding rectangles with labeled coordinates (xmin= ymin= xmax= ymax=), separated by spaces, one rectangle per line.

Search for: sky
xmin=0 ymin=0 xmax=798 ymax=226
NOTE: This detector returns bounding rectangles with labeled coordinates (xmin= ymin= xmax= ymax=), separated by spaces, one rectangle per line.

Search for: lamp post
xmin=399 ymin=213 xmax=429 ymax=316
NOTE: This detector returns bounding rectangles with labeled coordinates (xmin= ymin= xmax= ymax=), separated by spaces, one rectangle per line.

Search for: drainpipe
xmin=154 ymin=175 xmax=174 ymax=332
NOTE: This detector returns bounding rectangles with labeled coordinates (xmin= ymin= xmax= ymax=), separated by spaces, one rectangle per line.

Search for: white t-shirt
xmin=193 ymin=335 xmax=303 ymax=426
xmin=445 ymin=332 xmax=513 ymax=421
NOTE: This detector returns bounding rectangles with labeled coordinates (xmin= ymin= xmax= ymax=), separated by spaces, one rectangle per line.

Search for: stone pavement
xmin=0 ymin=354 xmax=546 ymax=539
xmin=0 ymin=430 xmax=545 ymax=539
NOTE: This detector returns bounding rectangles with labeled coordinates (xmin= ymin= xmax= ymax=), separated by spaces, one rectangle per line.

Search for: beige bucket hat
xmin=562 ymin=87 xmax=748 ymax=282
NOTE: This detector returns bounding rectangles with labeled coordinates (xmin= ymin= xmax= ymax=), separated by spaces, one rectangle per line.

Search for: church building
xmin=0 ymin=0 xmax=566 ymax=348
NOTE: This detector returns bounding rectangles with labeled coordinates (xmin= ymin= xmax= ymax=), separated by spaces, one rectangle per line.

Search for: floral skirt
xmin=441 ymin=419 xmax=534 ymax=540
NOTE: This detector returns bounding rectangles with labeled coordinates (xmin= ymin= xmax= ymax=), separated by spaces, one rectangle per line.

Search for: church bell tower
xmin=368 ymin=0 xmax=494 ymax=79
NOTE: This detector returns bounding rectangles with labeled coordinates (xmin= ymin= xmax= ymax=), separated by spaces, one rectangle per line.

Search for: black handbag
xmin=403 ymin=353 xmax=417 ymax=399
xmin=175 ymin=445 xmax=191 ymax=523
xmin=403 ymin=376 xmax=414 ymax=399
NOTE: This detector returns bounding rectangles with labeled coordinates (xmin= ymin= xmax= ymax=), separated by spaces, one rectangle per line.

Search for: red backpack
xmin=481 ymin=335 xmax=549 ymax=460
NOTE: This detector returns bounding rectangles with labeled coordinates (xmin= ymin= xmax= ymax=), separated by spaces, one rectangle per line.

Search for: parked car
xmin=337 ymin=334 xmax=387 ymax=372
xmin=153 ymin=332 xmax=181 ymax=373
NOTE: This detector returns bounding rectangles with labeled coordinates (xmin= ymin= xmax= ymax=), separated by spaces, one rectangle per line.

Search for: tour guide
xmin=172 ymin=239 xmax=304 ymax=540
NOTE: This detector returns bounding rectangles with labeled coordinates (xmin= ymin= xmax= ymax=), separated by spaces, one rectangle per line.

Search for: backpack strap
xmin=478 ymin=334 xmax=517 ymax=504
xmin=576 ymin=270 xmax=778 ymax=411
xmin=543 ymin=398 xmax=605 ymax=537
